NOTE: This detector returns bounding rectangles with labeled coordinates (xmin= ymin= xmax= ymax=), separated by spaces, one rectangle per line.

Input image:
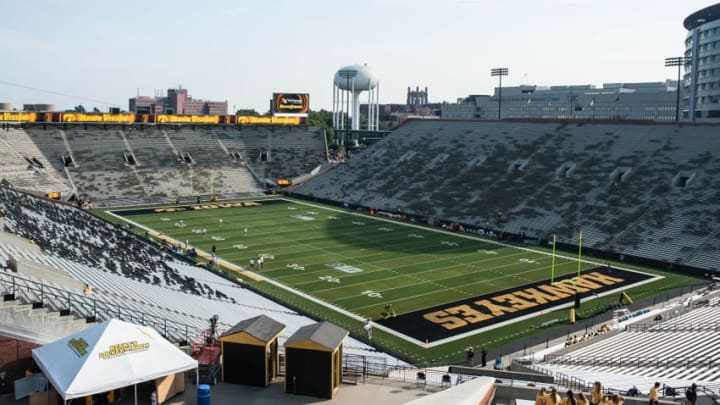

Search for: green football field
xmin=114 ymin=198 xmax=594 ymax=320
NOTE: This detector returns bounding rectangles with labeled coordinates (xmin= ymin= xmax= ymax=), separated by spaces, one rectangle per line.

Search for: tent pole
xmin=196 ymin=366 xmax=199 ymax=386
xmin=134 ymin=384 xmax=137 ymax=405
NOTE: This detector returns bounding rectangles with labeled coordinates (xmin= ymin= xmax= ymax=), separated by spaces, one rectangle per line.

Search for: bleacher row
xmin=0 ymin=124 xmax=328 ymax=203
xmin=535 ymin=290 xmax=720 ymax=389
xmin=297 ymin=120 xmax=720 ymax=271
xmin=0 ymin=186 xmax=401 ymax=363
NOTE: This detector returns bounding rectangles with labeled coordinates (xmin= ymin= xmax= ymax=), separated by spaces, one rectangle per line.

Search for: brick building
xmin=129 ymin=87 xmax=227 ymax=115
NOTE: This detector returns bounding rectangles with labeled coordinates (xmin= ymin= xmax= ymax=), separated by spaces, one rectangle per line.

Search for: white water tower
xmin=333 ymin=64 xmax=379 ymax=131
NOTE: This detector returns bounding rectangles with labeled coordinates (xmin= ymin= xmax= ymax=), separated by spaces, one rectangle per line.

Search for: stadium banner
xmin=377 ymin=266 xmax=655 ymax=341
xmin=237 ymin=115 xmax=302 ymax=125
xmin=221 ymin=115 xmax=237 ymax=124
xmin=0 ymin=112 xmax=37 ymax=122
xmin=60 ymin=113 xmax=136 ymax=123
xmin=155 ymin=114 xmax=220 ymax=124
xmin=272 ymin=93 xmax=310 ymax=115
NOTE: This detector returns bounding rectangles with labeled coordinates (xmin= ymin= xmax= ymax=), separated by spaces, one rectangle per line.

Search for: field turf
xmin=115 ymin=198 xmax=596 ymax=321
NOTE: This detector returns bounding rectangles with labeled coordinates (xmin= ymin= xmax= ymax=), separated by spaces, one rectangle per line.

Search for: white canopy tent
xmin=32 ymin=319 xmax=198 ymax=404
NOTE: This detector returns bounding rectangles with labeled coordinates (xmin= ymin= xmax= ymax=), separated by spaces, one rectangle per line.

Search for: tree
xmin=73 ymin=105 xmax=86 ymax=113
xmin=235 ymin=108 xmax=260 ymax=116
xmin=308 ymin=109 xmax=335 ymax=145
xmin=92 ymin=107 xmax=101 ymax=113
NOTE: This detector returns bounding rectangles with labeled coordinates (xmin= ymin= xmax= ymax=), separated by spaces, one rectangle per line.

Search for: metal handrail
xmin=0 ymin=271 xmax=199 ymax=343
xmin=544 ymin=353 xmax=719 ymax=369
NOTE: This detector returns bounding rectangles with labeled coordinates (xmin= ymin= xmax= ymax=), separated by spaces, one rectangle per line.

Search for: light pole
xmin=665 ymin=56 xmax=689 ymax=122
xmin=491 ymin=67 xmax=509 ymax=119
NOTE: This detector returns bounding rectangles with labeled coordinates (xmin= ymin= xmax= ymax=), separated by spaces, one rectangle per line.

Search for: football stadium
xmin=1 ymin=3 xmax=720 ymax=405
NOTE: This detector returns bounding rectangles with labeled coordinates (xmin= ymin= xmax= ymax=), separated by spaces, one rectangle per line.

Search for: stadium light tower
xmin=665 ymin=56 xmax=689 ymax=122
xmin=491 ymin=67 xmax=509 ymax=120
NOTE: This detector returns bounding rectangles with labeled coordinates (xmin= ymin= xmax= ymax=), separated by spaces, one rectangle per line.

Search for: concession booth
xmin=283 ymin=321 xmax=348 ymax=399
xmin=218 ymin=315 xmax=285 ymax=387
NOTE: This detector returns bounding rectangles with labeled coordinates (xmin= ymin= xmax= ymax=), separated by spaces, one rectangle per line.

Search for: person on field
xmin=364 ymin=318 xmax=373 ymax=340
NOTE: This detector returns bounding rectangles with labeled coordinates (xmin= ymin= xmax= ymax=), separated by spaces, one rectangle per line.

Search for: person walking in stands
xmin=563 ymin=390 xmax=577 ymax=405
xmin=577 ymin=392 xmax=589 ymax=405
xmin=685 ymin=384 xmax=697 ymax=405
xmin=535 ymin=387 xmax=548 ymax=405
xmin=466 ymin=345 xmax=474 ymax=366
xmin=549 ymin=388 xmax=562 ymax=405
xmin=481 ymin=347 xmax=488 ymax=367
xmin=649 ymin=382 xmax=661 ymax=405
xmin=612 ymin=394 xmax=624 ymax=405
xmin=591 ymin=382 xmax=603 ymax=405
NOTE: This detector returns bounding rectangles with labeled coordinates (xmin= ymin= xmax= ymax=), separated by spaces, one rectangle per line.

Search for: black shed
xmin=219 ymin=315 xmax=285 ymax=387
xmin=284 ymin=321 xmax=348 ymax=399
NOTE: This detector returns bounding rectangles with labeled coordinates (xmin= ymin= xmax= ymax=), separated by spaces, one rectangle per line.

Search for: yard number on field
xmin=361 ymin=290 xmax=383 ymax=298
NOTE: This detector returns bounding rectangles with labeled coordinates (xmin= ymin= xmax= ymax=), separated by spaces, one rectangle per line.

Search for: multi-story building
xmin=684 ymin=2 xmax=720 ymax=121
xmin=360 ymin=86 xmax=441 ymax=127
xmin=129 ymin=87 xmax=227 ymax=115
xmin=442 ymin=82 xmax=678 ymax=121
xmin=22 ymin=104 xmax=56 ymax=112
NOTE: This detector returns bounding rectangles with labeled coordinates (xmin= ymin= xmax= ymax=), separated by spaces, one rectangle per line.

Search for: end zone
xmin=378 ymin=266 xmax=661 ymax=346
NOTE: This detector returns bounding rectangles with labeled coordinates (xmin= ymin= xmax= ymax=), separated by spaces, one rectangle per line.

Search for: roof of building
xmin=684 ymin=3 xmax=720 ymax=30
xmin=284 ymin=321 xmax=348 ymax=351
xmin=220 ymin=315 xmax=285 ymax=343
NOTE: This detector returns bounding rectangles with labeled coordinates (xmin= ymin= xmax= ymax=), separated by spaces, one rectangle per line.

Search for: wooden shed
xmin=283 ymin=321 xmax=348 ymax=399
xmin=218 ymin=315 xmax=285 ymax=387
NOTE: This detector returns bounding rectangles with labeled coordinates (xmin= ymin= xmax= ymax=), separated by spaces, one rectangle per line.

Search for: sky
xmin=0 ymin=0 xmax=714 ymax=113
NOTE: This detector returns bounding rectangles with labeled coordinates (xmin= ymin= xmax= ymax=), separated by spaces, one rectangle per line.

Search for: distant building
xmin=0 ymin=103 xmax=12 ymax=111
xmin=442 ymin=82 xmax=678 ymax=121
xmin=129 ymin=87 xmax=227 ymax=115
xmin=22 ymin=104 xmax=56 ymax=112
xmin=684 ymin=3 xmax=720 ymax=121
xmin=360 ymin=85 xmax=440 ymax=127
xmin=407 ymin=86 xmax=428 ymax=105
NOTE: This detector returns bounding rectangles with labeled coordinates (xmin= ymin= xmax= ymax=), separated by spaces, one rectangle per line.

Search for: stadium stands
xmin=529 ymin=290 xmax=720 ymax=390
xmin=297 ymin=120 xmax=720 ymax=271
xmin=14 ymin=124 xmax=328 ymax=203
xmin=0 ymin=186 xmax=401 ymax=363
xmin=0 ymin=128 xmax=71 ymax=195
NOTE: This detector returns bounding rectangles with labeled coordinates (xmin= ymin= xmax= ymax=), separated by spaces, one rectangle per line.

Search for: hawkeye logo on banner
xmin=68 ymin=338 xmax=90 ymax=357
xmin=378 ymin=267 xmax=655 ymax=342
xmin=98 ymin=341 xmax=150 ymax=360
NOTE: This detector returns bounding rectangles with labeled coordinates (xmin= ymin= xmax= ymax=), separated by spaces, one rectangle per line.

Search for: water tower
xmin=332 ymin=64 xmax=379 ymax=131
